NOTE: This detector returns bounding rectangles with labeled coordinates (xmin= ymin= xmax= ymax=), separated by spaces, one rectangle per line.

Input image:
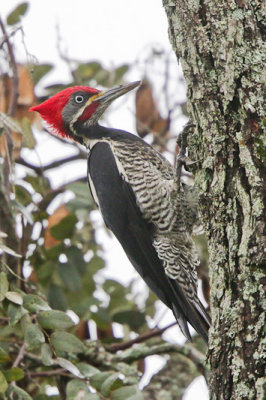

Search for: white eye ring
xmin=75 ymin=95 xmax=84 ymax=104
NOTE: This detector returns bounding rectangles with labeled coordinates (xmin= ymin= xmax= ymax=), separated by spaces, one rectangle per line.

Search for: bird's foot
xmin=175 ymin=121 xmax=196 ymax=186
xmin=176 ymin=121 xmax=195 ymax=149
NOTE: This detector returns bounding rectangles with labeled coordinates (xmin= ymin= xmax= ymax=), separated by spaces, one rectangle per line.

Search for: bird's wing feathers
xmin=88 ymin=141 xmax=209 ymax=342
xmin=88 ymin=142 xmax=174 ymax=306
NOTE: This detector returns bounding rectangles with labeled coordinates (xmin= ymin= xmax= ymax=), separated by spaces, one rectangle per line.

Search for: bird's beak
xmin=92 ymin=81 xmax=141 ymax=104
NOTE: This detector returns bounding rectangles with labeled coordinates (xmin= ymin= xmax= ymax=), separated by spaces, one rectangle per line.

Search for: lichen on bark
xmin=163 ymin=0 xmax=265 ymax=399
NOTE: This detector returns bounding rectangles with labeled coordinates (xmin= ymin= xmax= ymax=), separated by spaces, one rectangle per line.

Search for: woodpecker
xmin=30 ymin=81 xmax=210 ymax=343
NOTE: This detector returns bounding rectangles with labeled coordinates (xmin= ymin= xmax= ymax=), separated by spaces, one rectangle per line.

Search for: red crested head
xmin=30 ymin=86 xmax=100 ymax=138
xmin=30 ymin=81 xmax=141 ymax=140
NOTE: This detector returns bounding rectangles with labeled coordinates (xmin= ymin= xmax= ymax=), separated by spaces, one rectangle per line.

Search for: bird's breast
xmin=87 ymin=137 xmax=190 ymax=235
xmin=110 ymin=141 xmax=180 ymax=233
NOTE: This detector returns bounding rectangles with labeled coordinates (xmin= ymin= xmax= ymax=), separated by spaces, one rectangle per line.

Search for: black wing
xmin=88 ymin=141 xmax=209 ymax=342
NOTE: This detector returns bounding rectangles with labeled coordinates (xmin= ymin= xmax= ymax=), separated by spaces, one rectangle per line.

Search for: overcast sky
xmin=1 ymin=2 xmax=208 ymax=398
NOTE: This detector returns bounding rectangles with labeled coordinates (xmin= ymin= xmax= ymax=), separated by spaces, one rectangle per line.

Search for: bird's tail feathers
xmin=172 ymin=304 xmax=192 ymax=342
xmin=168 ymin=277 xmax=210 ymax=344
xmin=194 ymin=299 xmax=211 ymax=326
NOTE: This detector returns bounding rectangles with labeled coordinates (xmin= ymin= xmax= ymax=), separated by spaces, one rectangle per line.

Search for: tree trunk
xmin=162 ymin=1 xmax=265 ymax=399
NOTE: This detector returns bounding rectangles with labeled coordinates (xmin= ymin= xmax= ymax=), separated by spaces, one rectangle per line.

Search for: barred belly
xmin=112 ymin=141 xmax=180 ymax=232
xmin=111 ymin=140 xmax=200 ymax=299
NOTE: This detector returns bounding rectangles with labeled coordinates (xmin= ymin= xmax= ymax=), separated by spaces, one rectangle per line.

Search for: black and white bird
xmin=30 ymin=81 xmax=210 ymax=342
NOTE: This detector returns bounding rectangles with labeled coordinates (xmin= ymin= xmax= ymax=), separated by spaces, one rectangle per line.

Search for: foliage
xmin=0 ymin=3 xmax=209 ymax=399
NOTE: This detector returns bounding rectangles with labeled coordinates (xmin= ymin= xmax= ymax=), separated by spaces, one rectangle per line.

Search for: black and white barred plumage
xmin=82 ymin=125 xmax=210 ymax=342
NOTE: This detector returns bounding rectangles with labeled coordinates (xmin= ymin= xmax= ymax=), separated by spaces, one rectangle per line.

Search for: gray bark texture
xmin=162 ymin=1 xmax=265 ymax=399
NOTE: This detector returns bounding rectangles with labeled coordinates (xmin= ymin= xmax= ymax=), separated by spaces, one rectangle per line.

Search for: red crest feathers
xmin=30 ymin=86 xmax=99 ymax=138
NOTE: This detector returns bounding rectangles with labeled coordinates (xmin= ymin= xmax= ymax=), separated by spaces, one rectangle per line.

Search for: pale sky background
xmin=1 ymin=1 xmax=208 ymax=398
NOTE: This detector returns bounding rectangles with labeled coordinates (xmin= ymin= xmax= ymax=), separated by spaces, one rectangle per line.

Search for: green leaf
xmin=25 ymin=174 xmax=50 ymax=194
xmin=74 ymin=61 xmax=102 ymax=81
xmin=20 ymin=313 xmax=31 ymax=333
xmin=25 ymin=323 xmax=45 ymax=350
xmin=93 ymin=69 xmax=110 ymax=86
xmin=56 ymin=357 xmax=83 ymax=378
xmin=65 ymin=246 xmax=86 ymax=275
xmin=58 ymin=261 xmax=82 ymax=292
xmin=0 ymin=244 xmax=22 ymax=258
xmin=112 ymin=310 xmax=146 ymax=330
xmin=30 ymin=63 xmax=53 ymax=85
xmin=37 ymin=310 xmax=75 ymax=330
xmin=66 ymin=379 xmax=91 ymax=400
xmin=47 ymin=284 xmax=67 ymax=311
xmin=15 ymin=185 xmax=32 ymax=207
xmin=45 ymin=83 xmax=69 ymax=92
xmin=41 ymin=343 xmax=53 ymax=366
xmin=69 ymin=296 xmax=99 ymax=318
xmin=110 ymin=386 xmax=142 ymax=400
xmin=0 ymin=346 xmax=10 ymax=363
xmin=50 ymin=331 xmax=85 ymax=354
xmin=91 ymin=307 xmax=111 ymax=330
xmin=76 ymin=363 xmax=100 ymax=379
xmin=5 ymin=291 xmax=23 ymax=305
xmin=87 ymin=256 xmax=105 ymax=274
xmin=103 ymin=280 xmax=130 ymax=311
xmin=0 ymin=272 xmax=8 ymax=301
xmin=0 ymin=371 xmax=8 ymax=393
xmin=127 ymin=394 xmax=143 ymax=400
xmin=23 ymin=294 xmax=51 ymax=312
xmin=144 ymin=290 xmax=157 ymax=318
xmin=6 ymin=384 xmax=33 ymax=399
xmin=67 ymin=197 xmax=94 ymax=212
xmin=103 ymin=279 xmax=126 ymax=296
xmin=82 ymin=395 xmax=101 ymax=400
xmin=101 ymin=373 xmax=123 ymax=396
xmin=50 ymin=214 xmax=77 ymax=240
xmin=45 ymin=243 xmax=64 ymax=260
xmin=67 ymin=182 xmax=92 ymax=202
xmin=3 ymin=367 xmax=24 ymax=382
xmin=8 ymin=304 xmax=27 ymax=326
xmin=6 ymin=3 xmax=29 ymax=25
xmin=90 ymin=372 xmax=113 ymax=391
xmin=35 ymin=260 xmax=55 ymax=283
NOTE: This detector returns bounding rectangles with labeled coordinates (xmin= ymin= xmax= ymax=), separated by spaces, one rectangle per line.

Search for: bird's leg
xmin=175 ymin=121 xmax=196 ymax=187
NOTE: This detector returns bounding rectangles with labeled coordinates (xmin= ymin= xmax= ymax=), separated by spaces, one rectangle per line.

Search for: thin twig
xmin=16 ymin=152 xmax=87 ymax=175
xmin=105 ymin=321 xmax=177 ymax=353
xmin=0 ymin=316 xmax=10 ymax=322
xmin=27 ymin=368 xmax=70 ymax=378
xmin=12 ymin=342 xmax=27 ymax=367
xmin=1 ymin=260 xmax=27 ymax=282
xmin=0 ymin=26 xmax=22 ymax=49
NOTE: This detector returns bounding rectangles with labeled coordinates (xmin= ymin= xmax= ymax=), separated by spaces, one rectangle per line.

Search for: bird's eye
xmin=74 ymin=95 xmax=84 ymax=104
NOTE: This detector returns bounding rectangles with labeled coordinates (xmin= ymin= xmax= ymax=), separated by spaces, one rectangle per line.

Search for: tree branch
xmin=115 ymin=342 xmax=207 ymax=375
xmin=28 ymin=368 xmax=70 ymax=378
xmin=12 ymin=342 xmax=27 ymax=368
xmin=106 ymin=321 xmax=177 ymax=353
xmin=16 ymin=152 xmax=87 ymax=175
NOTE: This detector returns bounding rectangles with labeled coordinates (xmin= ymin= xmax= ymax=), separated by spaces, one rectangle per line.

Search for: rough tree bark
xmin=162 ymin=1 xmax=265 ymax=399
